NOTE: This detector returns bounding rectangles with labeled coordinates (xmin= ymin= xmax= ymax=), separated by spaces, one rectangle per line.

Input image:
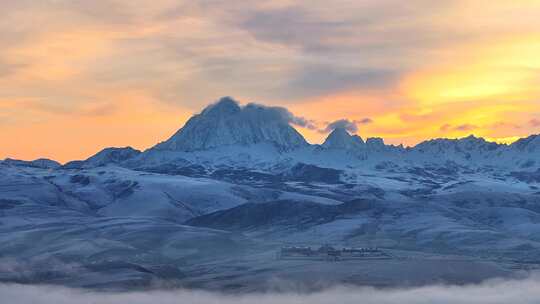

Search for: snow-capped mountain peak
xmin=152 ymin=97 xmax=308 ymax=152
xmin=322 ymin=128 xmax=364 ymax=150
xmin=200 ymin=96 xmax=241 ymax=117
xmin=365 ymin=137 xmax=386 ymax=151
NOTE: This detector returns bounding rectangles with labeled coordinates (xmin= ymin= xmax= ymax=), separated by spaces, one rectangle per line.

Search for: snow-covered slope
xmin=511 ymin=134 xmax=540 ymax=153
xmin=84 ymin=147 xmax=141 ymax=166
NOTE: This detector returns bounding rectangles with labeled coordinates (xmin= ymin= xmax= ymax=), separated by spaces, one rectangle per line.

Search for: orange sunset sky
xmin=1 ymin=1 xmax=540 ymax=163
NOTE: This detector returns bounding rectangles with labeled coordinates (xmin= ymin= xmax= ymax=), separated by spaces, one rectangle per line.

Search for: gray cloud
xmin=3 ymin=275 xmax=540 ymax=304
xmin=208 ymin=98 xmax=318 ymax=130
xmin=286 ymin=113 xmax=318 ymax=130
xmin=324 ymin=119 xmax=358 ymax=133
xmin=244 ymin=102 xmax=318 ymax=130
xmin=247 ymin=105 xmax=372 ymax=133
xmin=238 ymin=2 xmax=457 ymax=54
xmin=241 ymin=6 xmax=351 ymax=53
xmin=281 ymin=65 xmax=399 ymax=99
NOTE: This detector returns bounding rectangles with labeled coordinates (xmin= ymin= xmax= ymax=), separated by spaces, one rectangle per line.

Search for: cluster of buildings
xmin=278 ymin=244 xmax=389 ymax=261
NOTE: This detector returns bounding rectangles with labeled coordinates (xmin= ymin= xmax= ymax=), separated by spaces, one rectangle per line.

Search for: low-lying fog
xmin=2 ymin=273 xmax=539 ymax=304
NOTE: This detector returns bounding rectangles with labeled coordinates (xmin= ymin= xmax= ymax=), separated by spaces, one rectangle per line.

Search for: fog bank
xmin=2 ymin=274 xmax=539 ymax=304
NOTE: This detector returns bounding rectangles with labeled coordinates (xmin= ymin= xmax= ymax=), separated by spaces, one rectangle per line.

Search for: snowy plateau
xmin=2 ymin=97 xmax=540 ymax=291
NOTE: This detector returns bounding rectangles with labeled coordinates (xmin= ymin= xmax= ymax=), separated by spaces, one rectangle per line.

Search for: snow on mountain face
xmin=2 ymin=158 xmax=61 ymax=169
xmin=322 ymin=128 xmax=364 ymax=150
xmin=63 ymin=147 xmax=141 ymax=168
xmin=85 ymin=147 xmax=141 ymax=166
xmin=407 ymin=135 xmax=508 ymax=166
xmin=413 ymin=135 xmax=501 ymax=156
xmin=511 ymin=135 xmax=540 ymax=153
xmin=365 ymin=137 xmax=388 ymax=152
xmin=152 ymin=97 xmax=308 ymax=152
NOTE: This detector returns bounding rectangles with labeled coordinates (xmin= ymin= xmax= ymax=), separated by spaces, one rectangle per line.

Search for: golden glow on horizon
xmin=402 ymin=37 xmax=540 ymax=105
xmin=291 ymin=36 xmax=540 ymax=147
xmin=485 ymin=136 xmax=524 ymax=145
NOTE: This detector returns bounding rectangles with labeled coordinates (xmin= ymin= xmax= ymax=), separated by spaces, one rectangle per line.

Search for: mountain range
xmin=1 ymin=96 xmax=540 ymax=290
xmin=17 ymin=96 xmax=536 ymax=173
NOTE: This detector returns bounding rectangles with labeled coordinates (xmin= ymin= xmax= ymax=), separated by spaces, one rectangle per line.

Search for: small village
xmin=277 ymin=245 xmax=391 ymax=261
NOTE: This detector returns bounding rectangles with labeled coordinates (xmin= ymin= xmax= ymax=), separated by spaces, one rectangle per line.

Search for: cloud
xmin=323 ymin=119 xmax=358 ymax=133
xmin=454 ymin=124 xmax=477 ymax=131
xmin=489 ymin=121 xmax=522 ymax=130
xmin=211 ymin=98 xmax=318 ymax=130
xmin=3 ymin=274 xmax=540 ymax=304
xmin=440 ymin=124 xmax=451 ymax=131
xmin=530 ymin=119 xmax=540 ymax=127
xmin=281 ymin=65 xmax=399 ymax=99
xmin=356 ymin=118 xmax=373 ymax=124
xmin=249 ymin=103 xmax=318 ymax=130
xmin=287 ymin=114 xmax=318 ymax=130
xmin=256 ymin=108 xmax=318 ymax=130
xmin=0 ymin=60 xmax=25 ymax=78
xmin=238 ymin=2 xmax=457 ymax=54
xmin=440 ymin=123 xmax=478 ymax=132
xmin=316 ymin=117 xmax=372 ymax=134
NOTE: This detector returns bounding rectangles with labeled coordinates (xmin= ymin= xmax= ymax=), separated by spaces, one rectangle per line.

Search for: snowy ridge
xmin=1 ymin=158 xmax=61 ymax=169
xmin=64 ymin=147 xmax=142 ymax=169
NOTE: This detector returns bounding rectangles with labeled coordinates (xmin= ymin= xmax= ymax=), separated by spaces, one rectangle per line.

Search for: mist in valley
xmin=3 ymin=273 xmax=540 ymax=304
